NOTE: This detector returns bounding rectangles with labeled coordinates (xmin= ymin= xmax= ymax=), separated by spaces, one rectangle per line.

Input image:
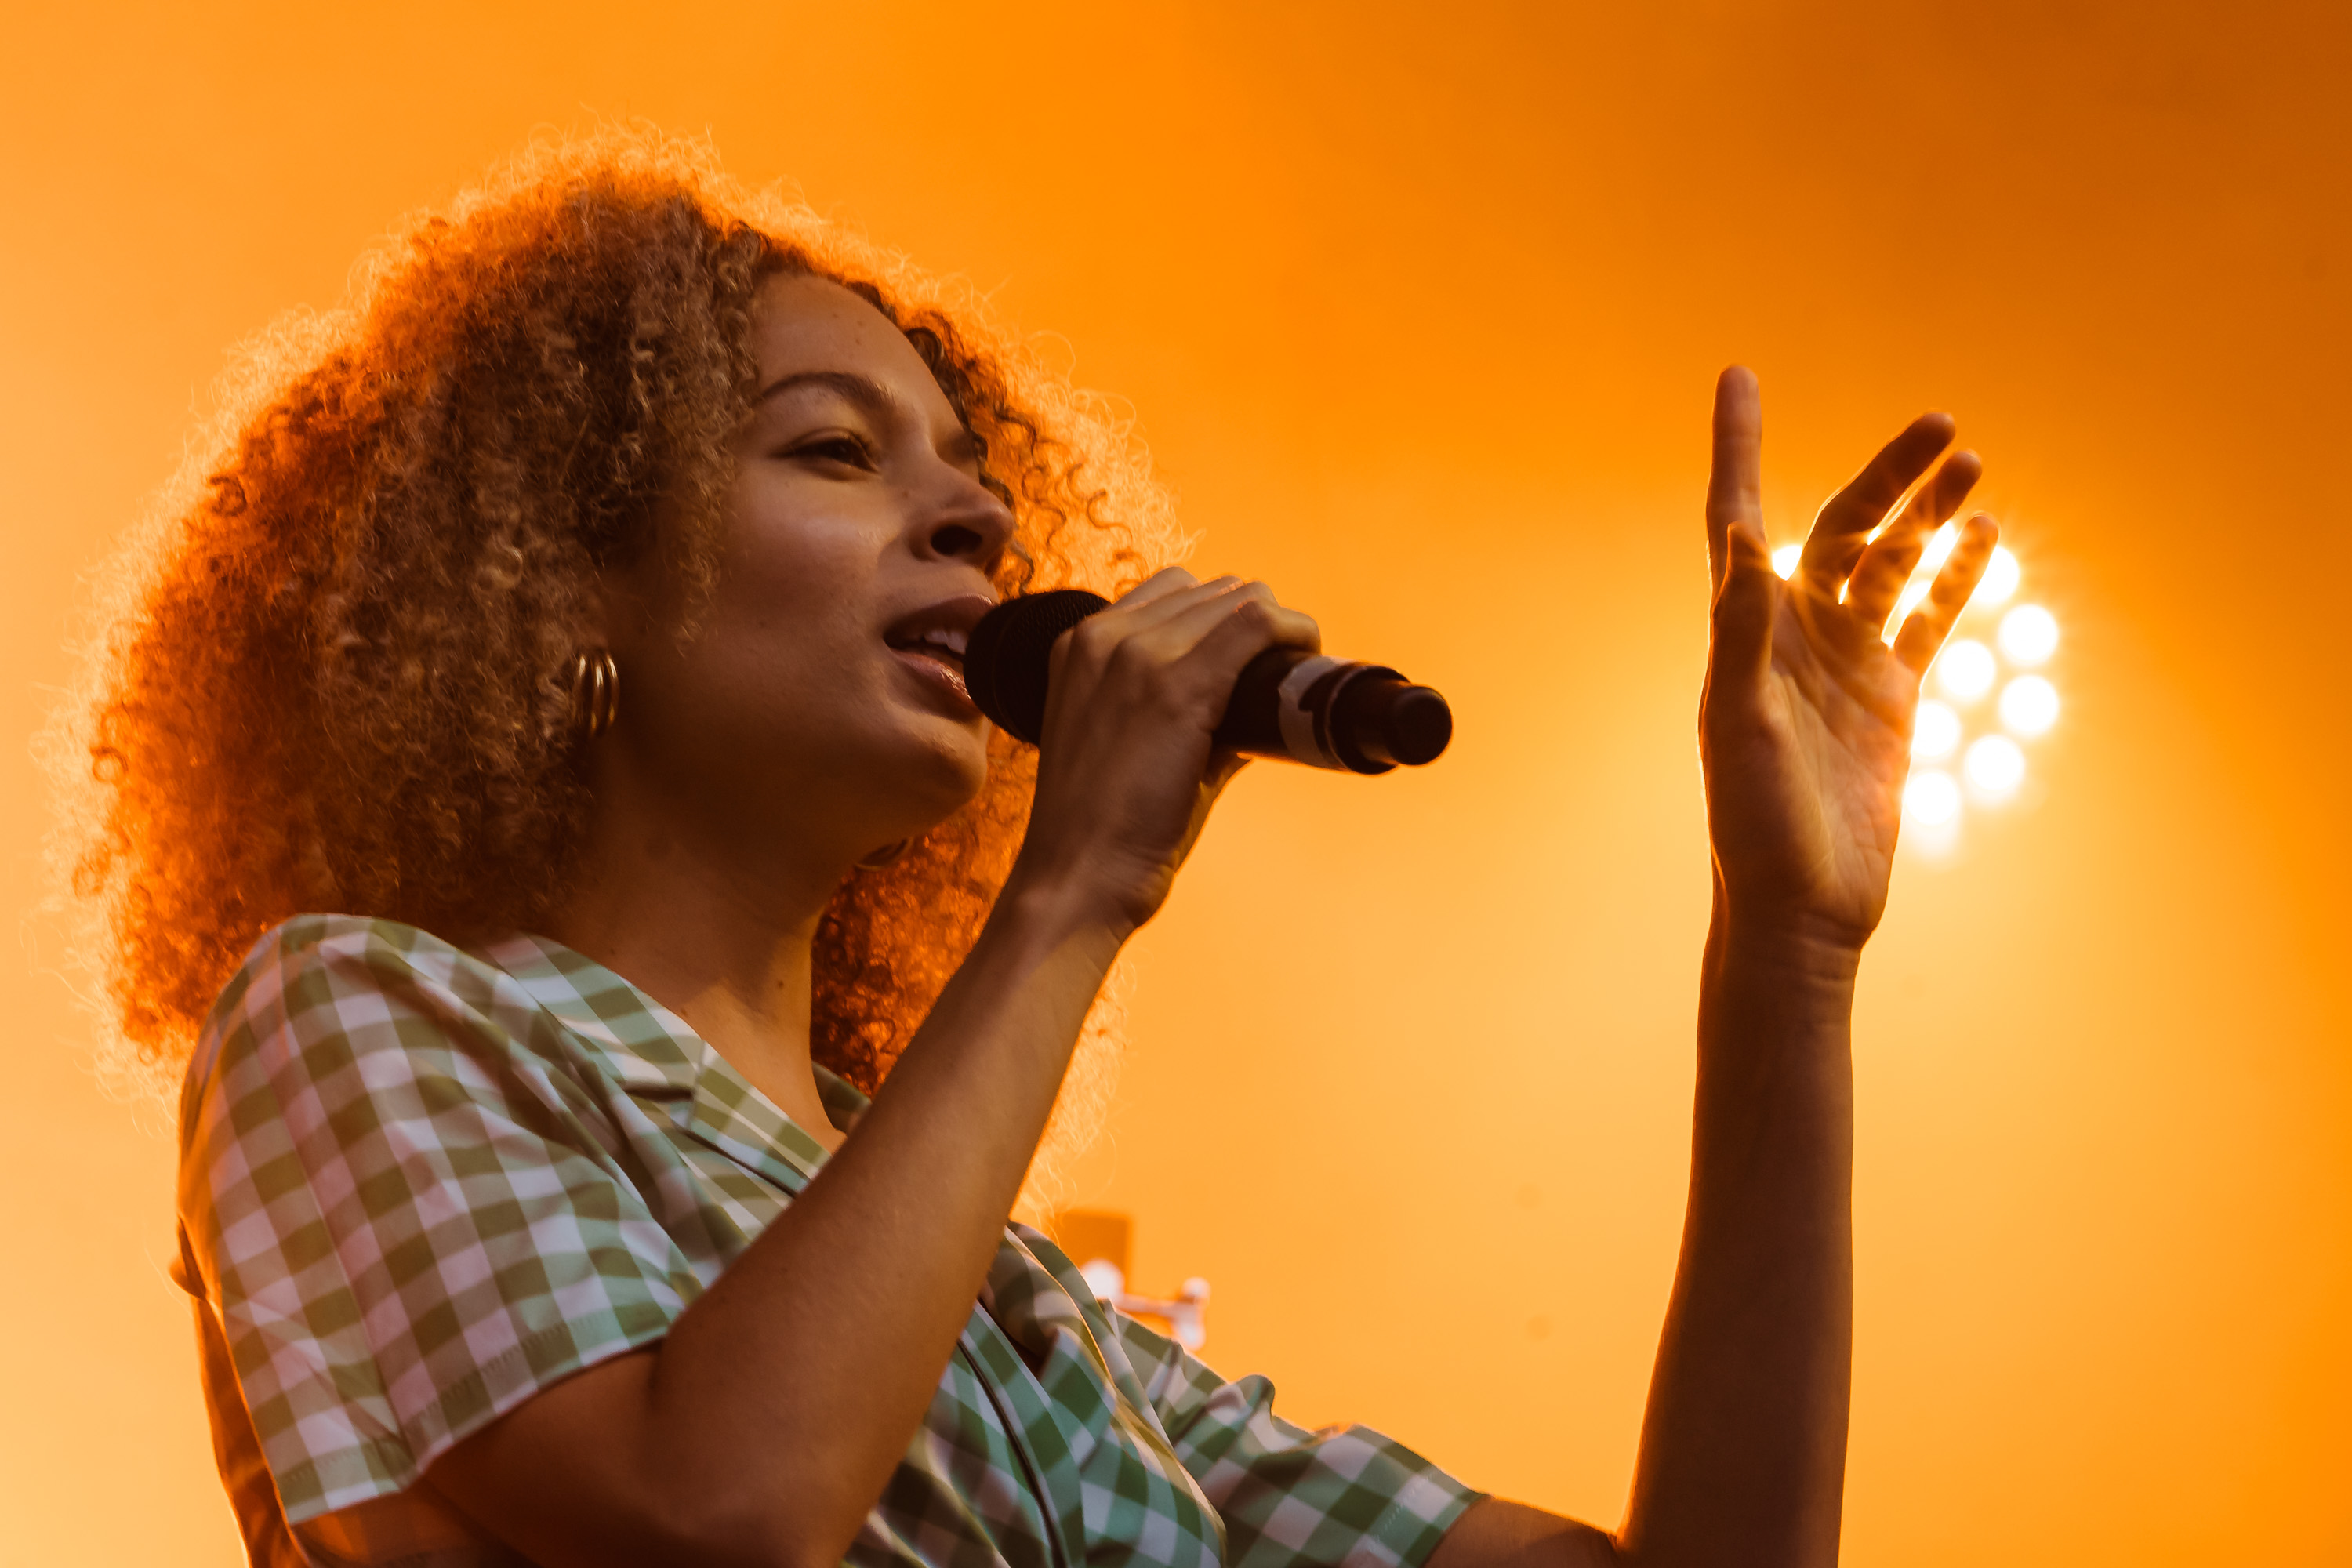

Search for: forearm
xmin=1617 ymin=897 xmax=1857 ymax=1568
xmin=654 ymin=876 xmax=1119 ymax=1530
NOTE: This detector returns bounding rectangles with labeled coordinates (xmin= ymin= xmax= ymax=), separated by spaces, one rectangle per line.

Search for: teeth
xmin=891 ymin=622 xmax=971 ymax=656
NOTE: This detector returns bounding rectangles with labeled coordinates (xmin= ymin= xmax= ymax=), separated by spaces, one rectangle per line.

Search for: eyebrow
xmin=753 ymin=368 xmax=983 ymax=470
xmin=754 ymin=368 xmax=898 ymax=416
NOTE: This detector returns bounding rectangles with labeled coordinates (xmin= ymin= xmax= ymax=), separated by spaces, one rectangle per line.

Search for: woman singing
xmin=67 ymin=131 xmax=1993 ymax=1568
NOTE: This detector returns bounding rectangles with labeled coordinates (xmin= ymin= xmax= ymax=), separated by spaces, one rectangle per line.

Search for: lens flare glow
xmin=1904 ymin=769 xmax=1962 ymax=826
xmin=1773 ymin=543 xmax=1802 ymax=579
xmin=1936 ymin=639 xmax=1998 ymax=703
xmin=1964 ymin=733 xmax=2027 ymax=795
xmin=1999 ymin=674 xmax=2060 ymax=737
xmin=1912 ymin=699 xmax=1962 ymax=760
xmin=1893 ymin=530 xmax=2064 ymax=849
xmin=1917 ymin=522 xmax=1959 ymax=574
xmin=1883 ymin=523 xmax=1959 ymax=640
xmin=1998 ymin=604 xmax=2060 ymax=665
xmin=1974 ymin=545 xmax=2020 ymax=606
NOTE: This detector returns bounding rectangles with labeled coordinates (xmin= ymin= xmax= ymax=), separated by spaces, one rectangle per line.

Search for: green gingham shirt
xmin=177 ymin=916 xmax=1479 ymax=1566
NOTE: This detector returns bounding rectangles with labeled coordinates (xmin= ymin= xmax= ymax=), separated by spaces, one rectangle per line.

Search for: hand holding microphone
xmin=968 ymin=584 xmax=1451 ymax=773
xmin=987 ymin=570 xmax=1447 ymax=937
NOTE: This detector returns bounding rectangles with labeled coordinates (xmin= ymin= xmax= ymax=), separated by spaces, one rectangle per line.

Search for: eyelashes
xmin=781 ymin=432 xmax=877 ymax=470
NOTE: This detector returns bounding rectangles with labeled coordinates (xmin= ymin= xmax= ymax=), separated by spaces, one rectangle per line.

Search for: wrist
xmin=990 ymin=857 xmax=1138 ymax=962
xmin=1712 ymin=906 xmax=1866 ymax=991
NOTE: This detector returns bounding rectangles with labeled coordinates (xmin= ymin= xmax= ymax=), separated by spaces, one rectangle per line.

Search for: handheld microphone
xmin=963 ymin=590 xmax=1453 ymax=775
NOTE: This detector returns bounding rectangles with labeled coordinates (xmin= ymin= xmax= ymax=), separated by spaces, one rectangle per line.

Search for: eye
xmin=783 ymin=433 xmax=877 ymax=470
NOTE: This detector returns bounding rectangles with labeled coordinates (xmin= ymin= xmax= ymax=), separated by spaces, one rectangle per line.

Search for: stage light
xmin=1999 ymin=674 xmax=2059 ymax=737
xmin=1893 ymin=529 xmax=2063 ymax=852
xmin=1974 ymin=545 xmax=2020 ymax=606
xmin=1904 ymin=770 xmax=1962 ymax=826
xmin=1773 ymin=543 xmax=1802 ymax=579
xmin=1998 ymin=604 xmax=2059 ymax=666
xmin=1936 ymin=639 xmax=1998 ymax=703
xmin=1964 ymin=733 xmax=2027 ymax=796
xmin=1912 ymin=699 xmax=1962 ymax=760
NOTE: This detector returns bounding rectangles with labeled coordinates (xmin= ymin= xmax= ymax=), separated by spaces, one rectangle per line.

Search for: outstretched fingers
xmin=1710 ymin=520 xmax=1780 ymax=695
xmin=1844 ymin=448 xmax=1983 ymax=633
xmin=1798 ymin=412 xmax=1957 ymax=600
xmin=1705 ymin=367 xmax=1763 ymax=591
xmin=1891 ymin=513 xmax=2001 ymax=673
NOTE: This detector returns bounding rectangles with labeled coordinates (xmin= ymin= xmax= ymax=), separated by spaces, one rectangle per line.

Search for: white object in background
xmin=1998 ymin=675 xmax=2060 ymax=737
xmin=1964 ymin=734 xmax=2027 ymax=796
xmin=1973 ymin=546 xmax=2020 ymax=607
xmin=1911 ymin=700 xmax=1962 ymax=760
xmin=1076 ymin=1258 xmax=1212 ymax=1351
xmin=1998 ymin=604 xmax=2060 ymax=666
xmin=1772 ymin=543 xmax=1804 ymax=579
xmin=1936 ymin=640 xmax=1998 ymax=703
xmin=1904 ymin=770 xmax=1962 ymax=826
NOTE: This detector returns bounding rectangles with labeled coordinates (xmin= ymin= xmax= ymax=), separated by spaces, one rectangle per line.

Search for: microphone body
xmin=963 ymin=590 xmax=1453 ymax=775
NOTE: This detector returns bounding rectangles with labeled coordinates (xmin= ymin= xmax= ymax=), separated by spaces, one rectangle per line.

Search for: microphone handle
xmin=1217 ymin=647 xmax=1452 ymax=774
xmin=963 ymin=589 xmax=1452 ymax=772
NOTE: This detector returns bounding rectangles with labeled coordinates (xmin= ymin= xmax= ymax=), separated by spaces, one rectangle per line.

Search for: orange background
xmin=4 ymin=2 xmax=2348 ymax=1563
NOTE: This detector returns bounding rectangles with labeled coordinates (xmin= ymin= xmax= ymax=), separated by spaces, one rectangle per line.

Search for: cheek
xmin=659 ymin=479 xmax=943 ymax=776
xmin=710 ymin=484 xmax=885 ymax=665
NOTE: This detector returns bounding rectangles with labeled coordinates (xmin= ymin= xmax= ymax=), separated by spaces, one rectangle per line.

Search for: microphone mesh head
xmin=963 ymin=590 xmax=1110 ymax=744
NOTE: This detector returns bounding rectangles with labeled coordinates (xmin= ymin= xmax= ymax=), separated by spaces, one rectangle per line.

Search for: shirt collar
xmin=479 ymin=931 xmax=866 ymax=1181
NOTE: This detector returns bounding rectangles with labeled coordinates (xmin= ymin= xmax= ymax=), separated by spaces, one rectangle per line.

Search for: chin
xmin=878 ymin=716 xmax=992 ymax=822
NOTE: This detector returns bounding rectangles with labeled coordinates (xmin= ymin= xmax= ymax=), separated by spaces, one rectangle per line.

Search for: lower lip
xmin=889 ymin=646 xmax=978 ymax=717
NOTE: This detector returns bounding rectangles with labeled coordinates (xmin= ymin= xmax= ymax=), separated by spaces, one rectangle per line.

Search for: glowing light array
xmin=1768 ymin=527 xmax=2061 ymax=852
xmin=1896 ymin=535 xmax=2060 ymax=851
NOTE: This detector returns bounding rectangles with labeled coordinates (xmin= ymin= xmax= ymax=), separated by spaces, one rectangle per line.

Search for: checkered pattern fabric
xmin=178 ymin=916 xmax=1480 ymax=1567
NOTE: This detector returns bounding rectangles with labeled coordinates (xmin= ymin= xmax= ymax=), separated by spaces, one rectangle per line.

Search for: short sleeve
xmin=177 ymin=916 xmax=706 ymax=1525
xmin=1108 ymin=1312 xmax=1483 ymax=1568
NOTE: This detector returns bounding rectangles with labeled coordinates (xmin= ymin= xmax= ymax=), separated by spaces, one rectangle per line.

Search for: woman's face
xmin=607 ymin=272 xmax=1016 ymax=865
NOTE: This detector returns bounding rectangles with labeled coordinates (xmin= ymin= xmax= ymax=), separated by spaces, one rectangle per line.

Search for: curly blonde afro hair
xmin=53 ymin=127 xmax=1176 ymax=1101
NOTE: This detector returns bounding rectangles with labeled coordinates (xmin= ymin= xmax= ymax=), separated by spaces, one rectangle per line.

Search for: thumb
xmin=1711 ymin=522 xmax=1778 ymax=684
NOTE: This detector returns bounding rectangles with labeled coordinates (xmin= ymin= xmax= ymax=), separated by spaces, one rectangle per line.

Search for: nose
xmin=915 ymin=465 xmax=1018 ymax=572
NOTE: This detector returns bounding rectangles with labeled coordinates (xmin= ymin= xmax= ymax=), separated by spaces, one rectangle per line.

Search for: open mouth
xmin=882 ymin=596 xmax=992 ymax=711
xmin=884 ymin=623 xmax=969 ymax=670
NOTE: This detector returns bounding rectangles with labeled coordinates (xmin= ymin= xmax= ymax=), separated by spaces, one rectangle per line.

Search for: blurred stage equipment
xmin=966 ymin=590 xmax=1453 ymax=773
xmin=1050 ymin=1210 xmax=1212 ymax=1350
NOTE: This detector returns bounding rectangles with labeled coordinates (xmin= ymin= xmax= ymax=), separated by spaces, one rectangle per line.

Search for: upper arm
xmin=1425 ymin=1499 xmax=1619 ymax=1568
xmin=179 ymin=920 xmax=697 ymax=1538
xmin=419 ymin=1347 xmax=691 ymax=1566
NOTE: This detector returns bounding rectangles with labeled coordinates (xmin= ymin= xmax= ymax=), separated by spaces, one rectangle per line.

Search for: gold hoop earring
xmin=564 ymin=648 xmax=620 ymax=742
xmin=855 ymin=838 xmax=912 ymax=870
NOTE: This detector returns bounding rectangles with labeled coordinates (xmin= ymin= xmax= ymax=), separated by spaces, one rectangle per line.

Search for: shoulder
xmin=183 ymin=914 xmax=554 ymax=1146
xmin=209 ymin=913 xmax=500 ymax=1019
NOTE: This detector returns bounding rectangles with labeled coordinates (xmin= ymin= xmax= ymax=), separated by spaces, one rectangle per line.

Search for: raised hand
xmin=1700 ymin=367 xmax=1997 ymax=946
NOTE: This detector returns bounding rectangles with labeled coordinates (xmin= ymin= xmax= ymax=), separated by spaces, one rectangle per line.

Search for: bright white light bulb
xmin=1772 ymin=543 xmax=1803 ymax=579
xmin=1974 ymin=546 xmax=2020 ymax=607
xmin=1904 ymin=770 xmax=1962 ymax=826
xmin=1999 ymin=675 xmax=2059 ymax=737
xmin=1936 ymin=639 xmax=1998 ymax=703
xmin=1911 ymin=700 xmax=1962 ymax=760
xmin=1998 ymin=604 xmax=2059 ymax=666
xmin=1964 ymin=734 xmax=2027 ymax=796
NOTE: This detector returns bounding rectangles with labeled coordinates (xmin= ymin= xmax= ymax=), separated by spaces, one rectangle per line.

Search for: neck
xmin=545 ymin=779 xmax=862 ymax=1151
